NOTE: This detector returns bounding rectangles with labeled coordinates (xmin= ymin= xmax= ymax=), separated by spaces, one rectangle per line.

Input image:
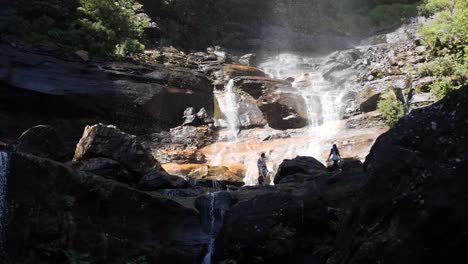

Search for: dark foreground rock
xmin=329 ymin=85 xmax=468 ymax=264
xmin=6 ymin=152 xmax=208 ymax=263
xmin=274 ymin=156 xmax=327 ymax=184
xmin=74 ymin=124 xmax=167 ymax=182
xmin=15 ymin=125 xmax=67 ymax=161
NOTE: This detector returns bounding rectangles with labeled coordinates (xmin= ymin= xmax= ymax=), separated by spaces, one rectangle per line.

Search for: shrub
xmin=269 ymin=223 xmax=296 ymax=241
xmin=430 ymin=77 xmax=457 ymax=99
xmin=377 ymin=91 xmax=406 ymax=126
xmin=1 ymin=0 xmax=150 ymax=56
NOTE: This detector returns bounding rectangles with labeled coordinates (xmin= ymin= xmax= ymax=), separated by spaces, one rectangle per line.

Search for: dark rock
xmin=233 ymin=76 xmax=293 ymax=99
xmin=16 ymin=125 xmax=67 ymax=160
xmin=330 ymin=85 xmax=468 ymax=264
xmin=358 ymin=87 xmax=382 ymax=113
xmin=74 ymin=124 xmax=166 ymax=181
xmin=274 ymin=156 xmax=327 ymax=184
xmin=69 ymin=157 xmax=133 ymax=183
xmin=138 ymin=172 xmax=187 ymax=191
xmin=0 ymin=45 xmax=213 ymax=129
xmin=6 ymin=152 xmax=207 ymax=263
xmin=258 ymin=93 xmax=308 ymax=130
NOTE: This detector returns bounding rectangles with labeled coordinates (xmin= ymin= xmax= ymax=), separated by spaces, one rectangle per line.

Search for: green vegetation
xmin=417 ymin=0 xmax=468 ymax=98
xmin=269 ymin=223 xmax=296 ymax=241
xmin=1 ymin=0 xmax=150 ymax=56
xmin=377 ymin=90 xmax=406 ymax=126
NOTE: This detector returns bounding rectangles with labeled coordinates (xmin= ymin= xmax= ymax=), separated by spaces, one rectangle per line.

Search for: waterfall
xmin=201 ymin=192 xmax=231 ymax=264
xmin=215 ymin=79 xmax=240 ymax=141
xmin=0 ymin=151 xmax=9 ymax=255
xmin=202 ymin=193 xmax=216 ymax=264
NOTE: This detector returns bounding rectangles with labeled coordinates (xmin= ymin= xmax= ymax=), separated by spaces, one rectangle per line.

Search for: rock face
xmin=274 ymin=156 xmax=327 ymax=184
xmin=138 ymin=172 xmax=187 ymax=191
xmin=188 ymin=165 xmax=245 ymax=187
xmin=258 ymin=93 xmax=308 ymax=130
xmin=0 ymin=45 xmax=213 ymax=134
xmin=6 ymin=152 xmax=208 ymax=263
xmin=15 ymin=125 xmax=67 ymax=161
xmin=330 ymin=86 xmax=468 ymax=264
xmin=74 ymin=124 xmax=166 ymax=181
xmin=69 ymin=157 xmax=133 ymax=182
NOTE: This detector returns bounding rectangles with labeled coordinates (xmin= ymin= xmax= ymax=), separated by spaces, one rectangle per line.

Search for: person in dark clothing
xmin=327 ymin=144 xmax=341 ymax=171
xmin=257 ymin=153 xmax=268 ymax=186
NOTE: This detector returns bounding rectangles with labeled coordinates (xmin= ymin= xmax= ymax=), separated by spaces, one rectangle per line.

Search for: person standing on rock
xmin=257 ymin=153 xmax=269 ymax=186
xmin=327 ymin=144 xmax=341 ymax=171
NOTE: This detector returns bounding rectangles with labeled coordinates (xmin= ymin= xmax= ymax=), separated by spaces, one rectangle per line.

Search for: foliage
xmin=430 ymin=77 xmax=457 ymax=98
xmin=418 ymin=0 xmax=468 ymax=99
xmin=1 ymin=0 xmax=150 ymax=56
xmin=377 ymin=90 xmax=406 ymax=126
xmin=269 ymin=223 xmax=296 ymax=241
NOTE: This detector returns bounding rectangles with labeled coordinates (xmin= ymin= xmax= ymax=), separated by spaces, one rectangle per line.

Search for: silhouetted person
xmin=327 ymin=144 xmax=341 ymax=171
xmin=257 ymin=153 xmax=268 ymax=186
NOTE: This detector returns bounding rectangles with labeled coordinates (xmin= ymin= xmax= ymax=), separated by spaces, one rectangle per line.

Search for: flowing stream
xmin=0 ymin=151 xmax=9 ymax=254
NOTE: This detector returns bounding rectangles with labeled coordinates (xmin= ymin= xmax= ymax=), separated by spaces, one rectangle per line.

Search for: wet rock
xmin=214 ymin=91 xmax=267 ymax=128
xmin=16 ymin=125 xmax=67 ymax=161
xmin=223 ymin=64 xmax=266 ymax=80
xmin=74 ymin=124 xmax=165 ymax=181
xmin=233 ymin=76 xmax=292 ymax=99
xmin=258 ymin=93 xmax=308 ymax=130
xmin=274 ymin=156 xmax=327 ymax=185
xmin=239 ymin=54 xmax=257 ymax=66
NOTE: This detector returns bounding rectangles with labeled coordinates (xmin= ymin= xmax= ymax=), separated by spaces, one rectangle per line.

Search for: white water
xmin=0 ymin=151 xmax=9 ymax=253
xmin=215 ymin=79 xmax=239 ymax=141
xmin=209 ymin=53 xmax=352 ymax=186
xmin=202 ymin=193 xmax=216 ymax=264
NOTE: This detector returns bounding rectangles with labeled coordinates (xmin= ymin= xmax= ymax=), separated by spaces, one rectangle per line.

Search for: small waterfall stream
xmin=0 ymin=151 xmax=9 ymax=255
xmin=201 ymin=192 xmax=231 ymax=264
xmin=215 ymin=79 xmax=239 ymax=141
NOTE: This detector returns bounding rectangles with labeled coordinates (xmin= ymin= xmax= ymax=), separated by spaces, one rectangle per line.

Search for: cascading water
xmin=201 ymin=192 xmax=231 ymax=264
xmin=205 ymin=53 xmax=359 ymax=186
xmin=215 ymin=79 xmax=239 ymax=141
xmin=202 ymin=193 xmax=216 ymax=264
xmin=0 ymin=151 xmax=9 ymax=255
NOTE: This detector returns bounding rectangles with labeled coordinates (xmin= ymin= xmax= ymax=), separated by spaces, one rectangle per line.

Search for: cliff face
xmin=137 ymin=0 xmax=420 ymax=52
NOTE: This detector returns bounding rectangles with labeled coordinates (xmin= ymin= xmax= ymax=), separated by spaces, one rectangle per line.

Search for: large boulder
xmin=330 ymin=86 xmax=468 ymax=264
xmin=74 ymin=124 xmax=166 ymax=181
xmin=274 ymin=156 xmax=327 ymax=184
xmin=358 ymin=87 xmax=382 ymax=113
xmin=188 ymin=165 xmax=244 ymax=187
xmin=6 ymin=152 xmax=208 ymax=263
xmin=258 ymin=93 xmax=308 ymax=130
xmin=15 ymin=125 xmax=67 ymax=160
